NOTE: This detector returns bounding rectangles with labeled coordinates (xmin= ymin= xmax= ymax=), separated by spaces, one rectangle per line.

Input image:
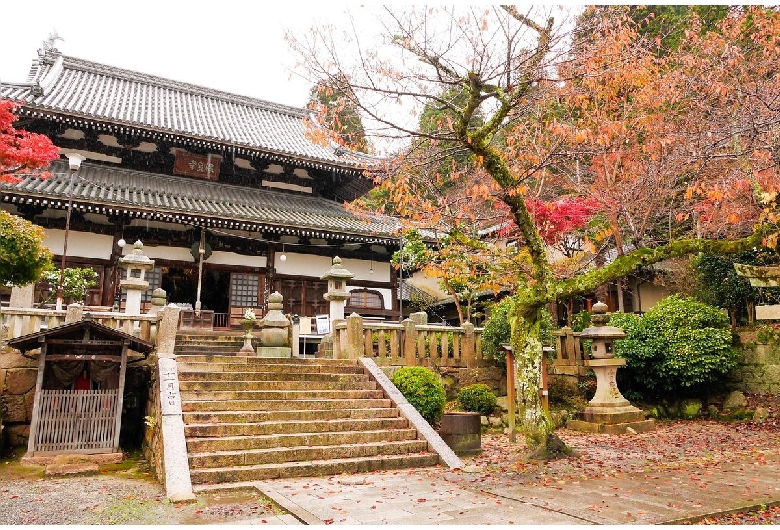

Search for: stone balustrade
xmin=2 ymin=308 xmax=162 ymax=344
xmin=330 ymin=312 xmax=489 ymax=369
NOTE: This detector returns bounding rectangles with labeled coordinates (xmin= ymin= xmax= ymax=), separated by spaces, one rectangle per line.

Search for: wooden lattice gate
xmin=33 ymin=389 xmax=120 ymax=453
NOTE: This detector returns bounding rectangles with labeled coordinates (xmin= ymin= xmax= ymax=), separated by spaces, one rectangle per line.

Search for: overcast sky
xmin=0 ymin=0 xmax=362 ymax=109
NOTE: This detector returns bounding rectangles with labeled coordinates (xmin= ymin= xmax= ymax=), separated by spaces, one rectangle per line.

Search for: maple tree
xmin=0 ymin=99 xmax=58 ymax=285
xmin=290 ymin=6 xmax=780 ymax=454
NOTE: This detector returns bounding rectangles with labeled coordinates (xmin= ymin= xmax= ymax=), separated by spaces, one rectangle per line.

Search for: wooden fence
xmin=2 ymin=308 xmax=161 ymax=343
xmin=330 ymin=313 xmax=491 ymax=368
xmin=549 ymin=327 xmax=589 ymax=385
xmin=32 ymin=389 xmax=119 ymax=453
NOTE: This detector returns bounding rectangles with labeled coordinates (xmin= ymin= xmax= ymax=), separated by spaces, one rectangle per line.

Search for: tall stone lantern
xmin=118 ymin=240 xmax=155 ymax=316
xmin=321 ymin=257 xmax=354 ymax=325
xmin=568 ymin=301 xmax=655 ymax=434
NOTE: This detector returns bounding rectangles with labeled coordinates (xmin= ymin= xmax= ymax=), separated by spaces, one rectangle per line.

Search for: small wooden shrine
xmin=8 ymin=318 xmax=154 ymax=456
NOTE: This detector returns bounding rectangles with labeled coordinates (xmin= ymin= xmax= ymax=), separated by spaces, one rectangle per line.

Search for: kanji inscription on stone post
xmin=159 ymin=357 xmax=182 ymax=415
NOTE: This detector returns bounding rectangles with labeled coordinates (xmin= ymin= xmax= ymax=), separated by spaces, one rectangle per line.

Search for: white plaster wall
xmin=275 ymin=254 xmax=391 ymax=283
xmin=43 ymin=229 xmax=114 ymax=260
xmin=206 ymin=251 xmax=266 ymax=267
xmin=275 ymin=253 xmax=332 ymax=276
xmin=119 ymin=245 xmax=267 ymax=268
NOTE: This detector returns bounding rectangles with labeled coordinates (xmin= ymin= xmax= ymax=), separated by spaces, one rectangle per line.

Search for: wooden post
xmin=503 ymin=345 xmax=516 ymax=443
xmin=27 ymin=337 xmax=48 ymax=455
xmin=113 ymin=340 xmax=129 ymax=451
xmin=541 ymin=347 xmax=551 ymax=413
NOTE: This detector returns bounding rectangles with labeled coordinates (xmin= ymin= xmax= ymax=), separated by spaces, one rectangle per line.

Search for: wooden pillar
xmin=504 ymin=345 xmax=516 ymax=443
xmin=113 ymin=340 xmax=129 ymax=452
xmin=27 ymin=337 xmax=48 ymax=455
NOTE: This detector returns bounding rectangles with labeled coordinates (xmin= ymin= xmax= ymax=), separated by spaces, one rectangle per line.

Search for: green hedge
xmin=391 ymin=366 xmax=446 ymax=425
xmin=457 ymin=383 xmax=497 ymax=415
xmin=611 ymin=295 xmax=740 ymax=397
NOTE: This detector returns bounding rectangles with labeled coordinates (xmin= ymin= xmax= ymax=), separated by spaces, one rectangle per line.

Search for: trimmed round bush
xmin=390 ymin=366 xmax=446 ymax=425
xmin=457 ymin=383 xmax=497 ymax=416
xmin=612 ymin=295 xmax=740 ymax=397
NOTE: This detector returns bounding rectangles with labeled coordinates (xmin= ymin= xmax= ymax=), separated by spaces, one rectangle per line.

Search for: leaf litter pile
xmin=433 ymin=392 xmax=780 ymax=525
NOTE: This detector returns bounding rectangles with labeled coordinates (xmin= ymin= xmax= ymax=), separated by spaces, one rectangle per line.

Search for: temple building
xmin=0 ymin=42 xmax=401 ymax=328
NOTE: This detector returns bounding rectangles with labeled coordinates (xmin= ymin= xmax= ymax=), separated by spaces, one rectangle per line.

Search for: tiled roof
xmin=0 ymin=50 xmax=377 ymax=172
xmin=2 ymin=160 xmax=400 ymax=243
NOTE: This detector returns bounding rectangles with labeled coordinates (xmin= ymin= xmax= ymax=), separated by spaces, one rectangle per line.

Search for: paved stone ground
xmin=254 ymin=417 xmax=780 ymax=525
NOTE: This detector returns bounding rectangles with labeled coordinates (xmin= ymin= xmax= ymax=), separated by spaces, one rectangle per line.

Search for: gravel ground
xmin=0 ymin=452 xmax=285 ymax=525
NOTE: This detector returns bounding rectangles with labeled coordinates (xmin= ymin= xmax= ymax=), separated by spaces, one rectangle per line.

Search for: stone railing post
xmin=156 ymin=305 xmax=182 ymax=357
xmin=402 ymin=318 xmax=418 ymax=366
xmin=65 ymin=303 xmax=84 ymax=324
xmin=462 ymin=322 xmax=476 ymax=368
xmin=344 ymin=313 xmax=364 ymax=359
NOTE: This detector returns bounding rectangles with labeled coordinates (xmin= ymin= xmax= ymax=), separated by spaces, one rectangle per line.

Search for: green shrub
xmin=457 ymin=383 xmax=497 ymax=415
xmin=613 ymin=295 xmax=740 ymax=397
xmin=390 ymin=366 xmax=446 ymax=425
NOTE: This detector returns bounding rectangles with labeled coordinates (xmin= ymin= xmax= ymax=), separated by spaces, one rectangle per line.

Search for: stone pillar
xmin=344 ymin=313 xmax=364 ymax=359
xmin=321 ymin=257 xmax=354 ymax=327
xmin=118 ymin=241 xmax=155 ymax=316
xmin=65 ymin=303 xmax=84 ymax=324
xmin=256 ymin=292 xmax=291 ymax=358
xmin=9 ymin=284 xmax=35 ymax=308
xmin=410 ymin=312 xmax=428 ymax=325
xmin=156 ymin=305 xmax=182 ymax=358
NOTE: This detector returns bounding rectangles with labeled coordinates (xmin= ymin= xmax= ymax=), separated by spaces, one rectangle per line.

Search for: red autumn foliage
xmin=0 ymin=99 xmax=59 ymax=182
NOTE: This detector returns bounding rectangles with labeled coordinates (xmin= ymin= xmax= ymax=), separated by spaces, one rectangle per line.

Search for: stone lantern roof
xmin=579 ymin=301 xmax=626 ymax=341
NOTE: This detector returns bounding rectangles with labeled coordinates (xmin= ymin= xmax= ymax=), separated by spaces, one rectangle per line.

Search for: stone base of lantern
xmin=256 ymin=346 xmax=292 ymax=358
xmin=568 ymin=417 xmax=655 ymax=435
xmin=567 ymin=357 xmax=655 ymax=434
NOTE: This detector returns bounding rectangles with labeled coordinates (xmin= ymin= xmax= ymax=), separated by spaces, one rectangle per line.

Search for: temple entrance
xmin=201 ymin=270 xmax=231 ymax=313
xmin=161 ymin=267 xmax=198 ymax=307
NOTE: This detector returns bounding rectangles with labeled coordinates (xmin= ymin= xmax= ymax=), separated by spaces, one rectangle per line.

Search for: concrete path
xmin=253 ymin=450 xmax=780 ymax=525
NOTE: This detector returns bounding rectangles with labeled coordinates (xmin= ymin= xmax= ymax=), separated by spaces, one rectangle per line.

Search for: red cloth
xmin=73 ymin=372 xmax=91 ymax=391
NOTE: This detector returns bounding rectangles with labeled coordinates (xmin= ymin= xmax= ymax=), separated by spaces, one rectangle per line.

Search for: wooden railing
xmin=331 ymin=313 xmax=490 ymax=368
xmin=2 ymin=308 xmax=162 ymax=344
xmin=549 ymin=327 xmax=588 ymax=382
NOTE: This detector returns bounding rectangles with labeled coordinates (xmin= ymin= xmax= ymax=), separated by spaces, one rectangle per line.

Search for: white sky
xmin=0 ymin=0 xmax=364 ymax=109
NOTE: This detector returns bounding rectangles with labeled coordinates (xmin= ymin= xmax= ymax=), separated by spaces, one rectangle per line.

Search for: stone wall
xmin=380 ymin=364 xmax=506 ymax=400
xmin=0 ymin=346 xmax=38 ymax=447
xmin=732 ymin=332 xmax=780 ymax=394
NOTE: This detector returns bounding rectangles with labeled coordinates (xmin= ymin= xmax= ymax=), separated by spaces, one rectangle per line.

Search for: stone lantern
xmin=118 ymin=240 xmax=155 ymax=316
xmin=321 ymin=256 xmax=354 ymax=325
xmin=568 ymin=301 xmax=655 ymax=434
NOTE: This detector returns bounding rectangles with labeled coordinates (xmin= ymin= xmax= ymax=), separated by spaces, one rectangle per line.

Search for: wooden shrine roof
xmin=7 ymin=319 xmax=154 ymax=355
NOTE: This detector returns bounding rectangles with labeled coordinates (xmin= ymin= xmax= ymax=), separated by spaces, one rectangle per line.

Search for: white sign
xmin=316 ymin=315 xmax=330 ymax=334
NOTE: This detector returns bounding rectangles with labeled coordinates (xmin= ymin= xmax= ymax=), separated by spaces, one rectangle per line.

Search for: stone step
xmin=178 ymin=371 xmax=370 ymax=383
xmin=184 ymin=417 xmax=410 ymax=437
xmin=178 ymin=380 xmax=377 ymax=392
xmin=183 ymin=407 xmax=399 ymax=424
xmin=180 ymin=389 xmax=384 ymax=401
xmin=175 ymin=345 xmax=243 ymax=354
xmin=189 ymin=440 xmax=430 ymax=468
xmin=175 ymin=355 xmax=360 ymax=368
xmin=178 ymin=362 xmax=365 ymax=375
xmin=189 ymin=453 xmax=441 ymax=484
xmin=186 ymin=428 xmax=421 ymax=453
xmin=181 ymin=398 xmax=393 ymax=412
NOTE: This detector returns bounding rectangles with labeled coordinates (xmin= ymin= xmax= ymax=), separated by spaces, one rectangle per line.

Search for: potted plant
xmin=440 ymin=383 xmax=496 ymax=455
xmin=240 ymin=308 xmax=257 ymax=332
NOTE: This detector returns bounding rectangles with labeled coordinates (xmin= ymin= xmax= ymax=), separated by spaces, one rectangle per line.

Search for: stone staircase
xmin=174 ymin=333 xmax=246 ymax=356
xmin=174 ymin=354 xmax=441 ymax=489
